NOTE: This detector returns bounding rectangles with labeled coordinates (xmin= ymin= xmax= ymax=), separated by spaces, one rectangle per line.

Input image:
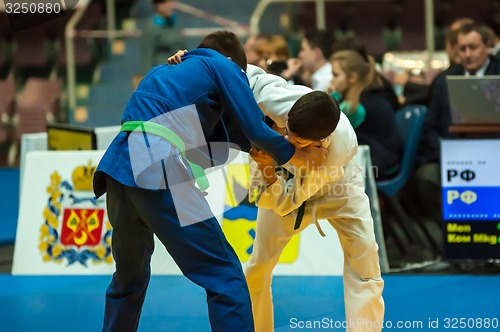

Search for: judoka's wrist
xmin=263 ymin=173 xmax=277 ymax=185
xmin=260 ymin=163 xmax=277 ymax=185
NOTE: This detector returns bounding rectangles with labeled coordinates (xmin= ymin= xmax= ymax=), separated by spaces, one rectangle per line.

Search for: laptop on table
xmin=446 ymin=76 xmax=500 ymax=134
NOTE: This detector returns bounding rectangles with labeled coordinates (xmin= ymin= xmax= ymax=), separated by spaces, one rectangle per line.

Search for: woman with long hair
xmin=330 ymin=50 xmax=403 ymax=180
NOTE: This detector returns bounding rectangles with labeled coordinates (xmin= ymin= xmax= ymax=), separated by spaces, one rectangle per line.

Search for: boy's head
xmin=286 ymin=91 xmax=340 ymax=147
xmin=198 ymin=30 xmax=247 ymax=71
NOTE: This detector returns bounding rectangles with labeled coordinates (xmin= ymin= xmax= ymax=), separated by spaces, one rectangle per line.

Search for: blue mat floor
xmin=1 ymin=275 xmax=499 ymax=331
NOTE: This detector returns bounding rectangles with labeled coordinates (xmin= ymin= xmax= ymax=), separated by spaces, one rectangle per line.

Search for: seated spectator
xmin=251 ymin=35 xmax=289 ymax=73
xmin=397 ymin=17 xmax=473 ymax=108
xmin=445 ymin=18 xmax=475 ymax=67
xmin=263 ymin=35 xmax=290 ymax=77
xmin=243 ymin=33 xmax=273 ymax=67
xmin=329 ymin=50 xmax=403 ymax=180
xmin=285 ymin=29 xmax=335 ymax=91
xmin=244 ymin=34 xmax=295 ymax=83
xmin=413 ymin=23 xmax=500 ymax=222
xmin=420 ymin=23 xmax=500 ymax=164
xmin=331 ymin=36 xmax=401 ymax=110
xmin=141 ymin=0 xmax=185 ymax=74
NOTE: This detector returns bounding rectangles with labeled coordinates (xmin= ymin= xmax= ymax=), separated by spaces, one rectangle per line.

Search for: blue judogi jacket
xmin=93 ymin=48 xmax=294 ymax=197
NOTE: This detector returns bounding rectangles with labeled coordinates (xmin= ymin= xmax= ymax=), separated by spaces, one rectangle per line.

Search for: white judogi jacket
xmin=245 ymin=66 xmax=384 ymax=332
xmin=246 ymin=65 xmax=360 ymax=229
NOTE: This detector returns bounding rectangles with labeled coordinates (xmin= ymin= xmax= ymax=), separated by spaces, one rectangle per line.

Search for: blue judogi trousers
xmin=102 ymin=175 xmax=254 ymax=332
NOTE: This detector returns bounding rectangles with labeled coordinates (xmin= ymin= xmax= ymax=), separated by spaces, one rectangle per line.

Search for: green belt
xmin=120 ymin=121 xmax=209 ymax=192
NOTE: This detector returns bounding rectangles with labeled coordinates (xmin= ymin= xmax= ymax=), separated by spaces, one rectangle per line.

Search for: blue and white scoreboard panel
xmin=441 ymin=139 xmax=500 ymax=260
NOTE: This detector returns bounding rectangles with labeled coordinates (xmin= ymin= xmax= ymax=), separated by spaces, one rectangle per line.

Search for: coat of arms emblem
xmin=39 ymin=160 xmax=112 ymax=266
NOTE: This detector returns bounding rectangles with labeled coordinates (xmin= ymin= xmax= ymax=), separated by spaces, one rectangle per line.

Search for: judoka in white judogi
xmin=245 ymin=64 xmax=385 ymax=332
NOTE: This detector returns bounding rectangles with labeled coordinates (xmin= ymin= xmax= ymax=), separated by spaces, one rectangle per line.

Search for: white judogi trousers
xmin=245 ymin=173 xmax=384 ymax=332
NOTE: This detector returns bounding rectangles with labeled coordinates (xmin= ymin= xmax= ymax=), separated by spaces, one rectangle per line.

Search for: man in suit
xmin=414 ymin=23 xmax=500 ymax=231
xmin=421 ymin=23 xmax=500 ymax=163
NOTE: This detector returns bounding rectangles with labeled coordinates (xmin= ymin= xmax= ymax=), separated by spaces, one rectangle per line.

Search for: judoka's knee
xmin=344 ymin=238 xmax=381 ymax=278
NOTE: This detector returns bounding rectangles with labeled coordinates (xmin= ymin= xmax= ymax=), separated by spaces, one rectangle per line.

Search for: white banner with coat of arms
xmin=13 ymin=150 xmax=345 ymax=275
xmin=13 ymin=151 xmax=114 ymax=274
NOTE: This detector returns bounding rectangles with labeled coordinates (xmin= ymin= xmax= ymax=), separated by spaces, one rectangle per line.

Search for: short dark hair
xmin=198 ymin=30 xmax=247 ymax=71
xmin=304 ymin=29 xmax=336 ymax=60
xmin=287 ymin=91 xmax=340 ymax=141
xmin=457 ymin=23 xmax=493 ymax=46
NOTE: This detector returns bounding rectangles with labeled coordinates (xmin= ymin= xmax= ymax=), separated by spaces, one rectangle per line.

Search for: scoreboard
xmin=441 ymin=139 xmax=500 ymax=261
